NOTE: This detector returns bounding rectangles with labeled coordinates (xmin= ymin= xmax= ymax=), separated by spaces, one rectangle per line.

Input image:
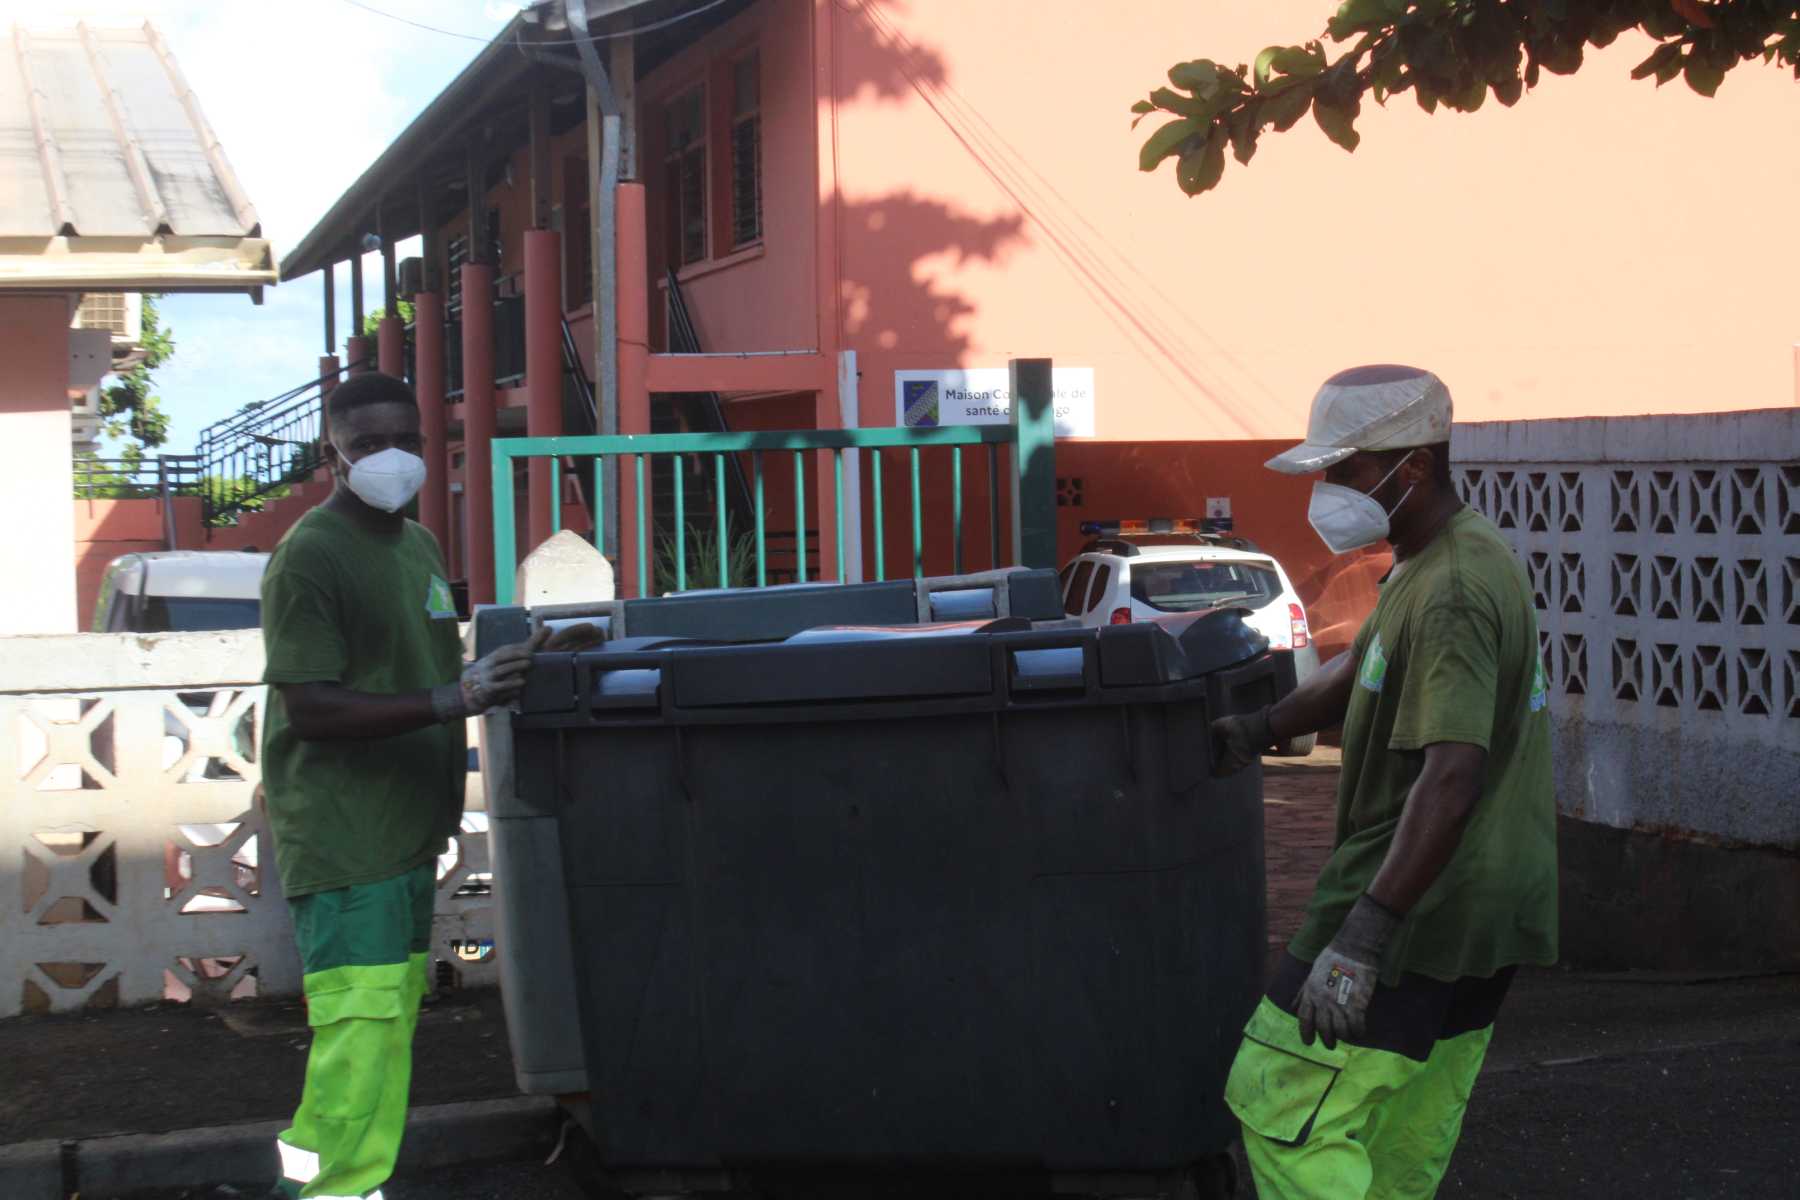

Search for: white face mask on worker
xmin=345 ymin=447 xmax=427 ymax=513
xmin=1307 ymin=450 xmax=1416 ymax=555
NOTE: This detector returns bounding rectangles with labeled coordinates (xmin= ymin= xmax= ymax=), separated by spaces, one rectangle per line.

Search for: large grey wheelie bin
xmin=477 ymin=569 xmax=1071 ymax=1096
xmin=492 ymin=591 xmax=1284 ymax=1191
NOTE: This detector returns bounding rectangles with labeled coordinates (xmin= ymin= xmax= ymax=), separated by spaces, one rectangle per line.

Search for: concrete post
xmin=525 ymin=229 xmax=563 ymax=554
xmin=462 ymin=263 xmax=497 ymax=605
xmin=377 ymin=316 xmax=404 ymax=379
xmin=318 ymin=353 xmax=340 ymax=446
xmin=837 ymin=350 xmax=863 ymax=583
xmin=414 ymin=293 xmax=448 ymax=549
xmin=616 ymin=181 xmax=650 ymax=596
xmin=1008 ymin=358 xmax=1057 ymax=570
xmin=345 ymin=334 xmax=372 ymax=375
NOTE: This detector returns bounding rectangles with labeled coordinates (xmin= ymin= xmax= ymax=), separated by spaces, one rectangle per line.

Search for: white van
xmin=91 ymin=550 xmax=269 ymax=633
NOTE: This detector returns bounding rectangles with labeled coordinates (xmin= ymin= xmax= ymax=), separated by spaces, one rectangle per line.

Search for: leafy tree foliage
xmin=363 ymin=299 xmax=415 ymax=338
xmin=1135 ymin=0 xmax=1800 ymax=195
xmin=98 ymin=294 xmax=174 ymax=457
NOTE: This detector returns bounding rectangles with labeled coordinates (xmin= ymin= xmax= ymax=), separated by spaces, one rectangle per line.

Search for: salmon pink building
xmin=224 ymin=0 xmax=1800 ymax=658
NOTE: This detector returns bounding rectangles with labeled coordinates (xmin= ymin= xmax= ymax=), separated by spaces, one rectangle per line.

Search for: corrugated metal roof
xmin=0 ymin=22 xmax=274 ymax=292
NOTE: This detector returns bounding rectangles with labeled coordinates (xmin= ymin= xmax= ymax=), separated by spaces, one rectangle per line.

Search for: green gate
xmin=491 ymin=362 xmax=1059 ymax=604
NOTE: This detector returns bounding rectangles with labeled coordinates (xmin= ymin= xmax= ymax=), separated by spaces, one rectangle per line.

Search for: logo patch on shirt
xmin=1358 ymin=632 xmax=1389 ymax=693
xmin=1529 ymin=649 xmax=1549 ymax=713
xmin=425 ymin=574 xmax=457 ymax=620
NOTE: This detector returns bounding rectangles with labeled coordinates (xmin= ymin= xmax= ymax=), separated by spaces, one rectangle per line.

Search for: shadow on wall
xmin=833 ymin=0 xmax=948 ymax=108
xmin=839 ymin=189 xmax=1025 ymax=359
xmin=839 ymin=191 xmax=1028 ymax=579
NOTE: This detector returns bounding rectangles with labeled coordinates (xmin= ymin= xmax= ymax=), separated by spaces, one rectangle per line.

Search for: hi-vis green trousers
xmin=1224 ymin=955 xmax=1514 ymax=1200
xmin=274 ymin=863 xmax=435 ymax=1200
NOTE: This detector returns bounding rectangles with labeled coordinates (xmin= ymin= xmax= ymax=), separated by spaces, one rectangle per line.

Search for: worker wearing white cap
xmin=1212 ymin=365 xmax=1558 ymax=1198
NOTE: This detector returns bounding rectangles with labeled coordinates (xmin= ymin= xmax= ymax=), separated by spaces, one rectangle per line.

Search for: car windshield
xmin=140 ymin=596 xmax=262 ymax=632
xmin=1129 ymin=561 xmax=1281 ymax=613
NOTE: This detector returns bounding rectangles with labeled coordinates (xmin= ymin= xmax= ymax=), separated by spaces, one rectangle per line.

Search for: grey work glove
xmin=1295 ymin=893 xmax=1402 ymax=1050
xmin=544 ymin=622 xmax=607 ymax=652
xmin=1210 ymin=705 xmax=1274 ymax=777
xmin=431 ymin=627 xmax=549 ymax=720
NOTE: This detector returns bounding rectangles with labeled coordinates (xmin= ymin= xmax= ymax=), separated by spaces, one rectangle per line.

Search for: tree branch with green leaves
xmin=99 ymin=294 xmax=174 ymax=461
xmin=1135 ymin=0 xmax=1800 ymax=195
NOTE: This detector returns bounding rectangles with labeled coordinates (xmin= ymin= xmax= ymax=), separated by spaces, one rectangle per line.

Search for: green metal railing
xmin=492 ymin=425 xmax=1037 ymax=605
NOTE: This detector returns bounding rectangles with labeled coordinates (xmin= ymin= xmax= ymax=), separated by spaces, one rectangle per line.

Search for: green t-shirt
xmin=259 ymin=507 xmax=466 ymax=898
xmin=1290 ymin=508 xmax=1559 ymax=984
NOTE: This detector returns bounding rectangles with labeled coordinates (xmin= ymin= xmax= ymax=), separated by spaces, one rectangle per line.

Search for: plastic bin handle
xmin=572 ymin=650 xmax=668 ymax=714
xmin=1205 ymin=654 xmax=1281 ymax=721
xmin=992 ymin=629 xmax=1096 ymax=701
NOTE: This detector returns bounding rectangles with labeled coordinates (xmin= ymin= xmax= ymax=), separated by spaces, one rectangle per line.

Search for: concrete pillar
xmin=345 ymin=334 xmax=372 ymax=375
xmin=318 ymin=353 xmax=341 ymax=447
xmin=414 ymin=293 xmax=449 ymax=549
xmin=462 ymin=263 xmax=497 ymax=605
xmin=377 ymin=316 xmax=404 ymax=379
xmin=2 ymin=296 xmax=76 ymax=633
xmin=525 ymin=229 xmax=563 ymax=553
xmin=616 ymin=182 xmax=651 ymax=596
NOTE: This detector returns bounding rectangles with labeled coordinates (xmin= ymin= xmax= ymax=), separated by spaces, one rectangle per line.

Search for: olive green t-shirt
xmin=259 ymin=507 xmax=466 ymax=898
xmin=1290 ymin=508 xmax=1559 ymax=984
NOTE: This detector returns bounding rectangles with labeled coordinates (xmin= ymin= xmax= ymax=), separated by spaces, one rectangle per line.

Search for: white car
xmin=91 ymin=549 xmax=269 ymax=633
xmin=1059 ymin=519 xmax=1319 ymax=755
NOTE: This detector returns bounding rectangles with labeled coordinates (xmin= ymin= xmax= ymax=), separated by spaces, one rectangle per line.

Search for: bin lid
xmin=517 ymin=606 xmax=1269 ymax=722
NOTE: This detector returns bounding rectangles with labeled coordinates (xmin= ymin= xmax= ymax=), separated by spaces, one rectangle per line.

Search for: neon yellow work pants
xmin=274 ymin=862 xmax=435 ymax=1200
xmin=1225 ymin=998 xmax=1494 ymax=1200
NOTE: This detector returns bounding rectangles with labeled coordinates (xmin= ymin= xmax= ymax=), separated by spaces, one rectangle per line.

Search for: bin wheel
xmin=552 ymin=1113 xmax=629 ymax=1199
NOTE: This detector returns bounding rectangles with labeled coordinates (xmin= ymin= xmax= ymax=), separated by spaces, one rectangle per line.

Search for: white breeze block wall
xmin=1452 ymin=408 xmax=1800 ymax=852
xmin=1 ymin=630 xmax=495 ymax=1016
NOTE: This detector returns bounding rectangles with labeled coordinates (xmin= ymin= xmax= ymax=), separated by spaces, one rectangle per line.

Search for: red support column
xmin=524 ymin=229 xmax=563 ymax=553
xmin=318 ymin=353 xmax=340 ymax=447
xmin=462 ymin=264 xmax=497 ymax=605
xmin=377 ymin=316 xmax=404 ymax=379
xmin=345 ymin=334 xmax=372 ymax=375
xmin=616 ymin=183 xmax=651 ymax=596
xmin=413 ymin=293 xmax=448 ymax=550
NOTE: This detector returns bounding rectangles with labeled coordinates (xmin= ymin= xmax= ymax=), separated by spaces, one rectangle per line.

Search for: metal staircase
xmin=194 ymin=358 xmax=367 ymax=528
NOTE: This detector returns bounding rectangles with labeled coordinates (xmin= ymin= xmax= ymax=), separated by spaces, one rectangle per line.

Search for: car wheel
xmin=1271 ymin=732 xmax=1317 ymax=757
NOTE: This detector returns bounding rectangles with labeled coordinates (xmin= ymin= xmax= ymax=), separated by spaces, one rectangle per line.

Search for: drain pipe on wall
xmin=564 ymin=0 xmax=622 ymax=562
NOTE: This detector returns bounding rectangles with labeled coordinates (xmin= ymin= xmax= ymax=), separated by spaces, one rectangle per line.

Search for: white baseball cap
xmin=1265 ymin=365 xmax=1454 ymax=475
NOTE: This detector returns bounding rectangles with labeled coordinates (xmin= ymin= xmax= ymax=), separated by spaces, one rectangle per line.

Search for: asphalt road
xmin=367 ymin=1026 xmax=1800 ymax=1200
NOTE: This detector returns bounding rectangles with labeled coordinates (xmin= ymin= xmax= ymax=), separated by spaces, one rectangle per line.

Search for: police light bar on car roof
xmin=1079 ymin=516 xmax=1235 ymax=536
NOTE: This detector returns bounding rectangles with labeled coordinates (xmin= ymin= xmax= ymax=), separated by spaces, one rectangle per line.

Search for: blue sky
xmin=1 ymin=0 xmax=524 ymax=455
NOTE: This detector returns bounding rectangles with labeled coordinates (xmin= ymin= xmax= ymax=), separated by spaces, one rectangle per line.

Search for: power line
xmin=337 ymin=0 xmax=737 ymax=45
xmin=336 ymin=0 xmax=493 ymax=41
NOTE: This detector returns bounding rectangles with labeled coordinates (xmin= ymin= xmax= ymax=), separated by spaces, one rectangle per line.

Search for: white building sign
xmin=894 ymin=367 xmax=1095 ymax=438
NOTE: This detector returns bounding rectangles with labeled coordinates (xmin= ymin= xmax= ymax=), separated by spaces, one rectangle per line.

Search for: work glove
xmin=1295 ymin=893 xmax=1402 ymax=1050
xmin=544 ymin=622 xmax=607 ymax=652
xmin=431 ymin=627 xmax=549 ymax=720
xmin=1210 ymin=705 xmax=1274 ymax=777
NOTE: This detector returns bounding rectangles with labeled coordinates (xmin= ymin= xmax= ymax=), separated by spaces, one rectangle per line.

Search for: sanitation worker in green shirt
xmin=259 ymin=372 xmax=544 ymax=1200
xmin=1211 ymin=365 xmax=1557 ymax=1200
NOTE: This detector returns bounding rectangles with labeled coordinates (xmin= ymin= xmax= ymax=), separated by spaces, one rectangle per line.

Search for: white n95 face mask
xmin=346 ymin=447 xmax=427 ymax=513
xmin=1307 ymin=450 xmax=1416 ymax=554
